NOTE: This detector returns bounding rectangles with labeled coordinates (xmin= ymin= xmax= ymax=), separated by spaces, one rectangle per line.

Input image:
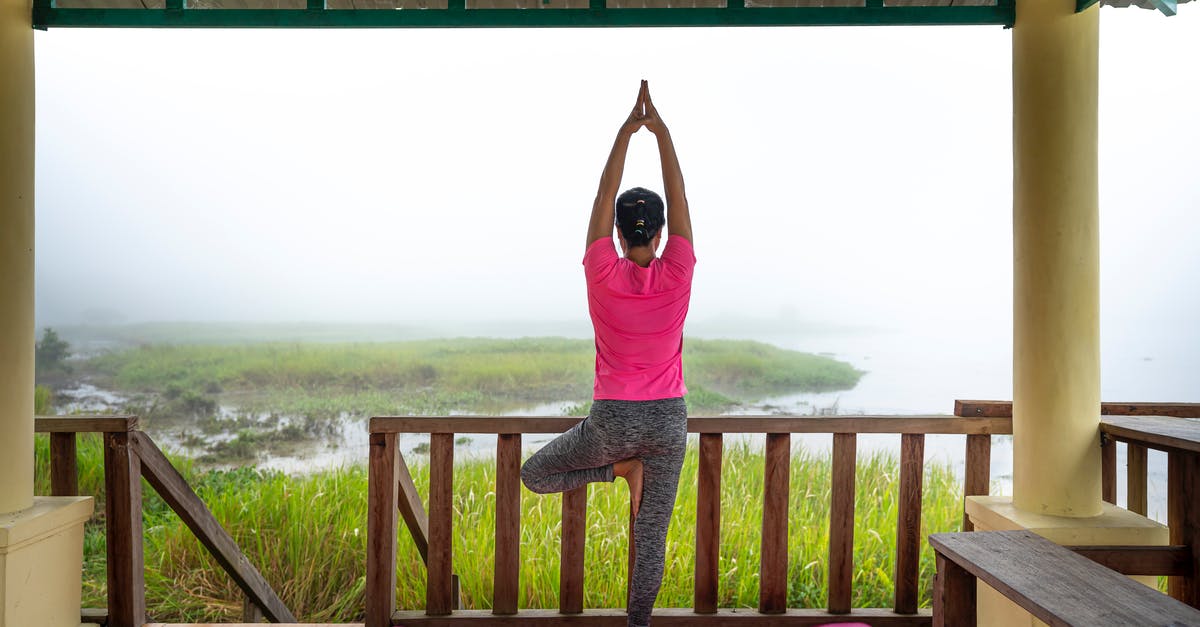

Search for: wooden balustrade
xmin=34 ymin=415 xmax=296 ymax=626
xmin=955 ymin=400 xmax=1200 ymax=610
xmin=368 ymin=413 xmax=1012 ymax=627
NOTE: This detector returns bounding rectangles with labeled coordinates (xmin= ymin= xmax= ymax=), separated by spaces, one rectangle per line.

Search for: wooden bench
xmin=930 ymin=530 xmax=1200 ymax=627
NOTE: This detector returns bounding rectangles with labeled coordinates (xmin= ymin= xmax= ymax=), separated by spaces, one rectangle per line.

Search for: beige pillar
xmin=0 ymin=0 xmax=35 ymax=515
xmin=1012 ymin=0 xmax=1102 ymax=518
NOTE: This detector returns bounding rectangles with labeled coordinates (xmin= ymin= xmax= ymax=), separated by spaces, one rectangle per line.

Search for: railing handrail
xmin=954 ymin=399 xmax=1200 ymax=419
xmin=369 ymin=413 xmax=1013 ymax=435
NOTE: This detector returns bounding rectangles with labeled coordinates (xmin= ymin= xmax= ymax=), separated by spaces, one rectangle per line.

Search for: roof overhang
xmin=33 ymin=0 xmax=1016 ymax=29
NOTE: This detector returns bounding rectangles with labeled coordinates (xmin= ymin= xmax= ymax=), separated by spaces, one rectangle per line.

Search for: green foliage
xmin=36 ymin=327 xmax=72 ymax=375
xmin=36 ymin=440 xmax=961 ymax=622
xmin=79 ymin=337 xmax=862 ymax=418
xmin=34 ymin=385 xmax=53 ymax=415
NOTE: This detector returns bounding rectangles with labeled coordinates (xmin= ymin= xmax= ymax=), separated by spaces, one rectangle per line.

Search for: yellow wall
xmin=1012 ymin=0 xmax=1102 ymax=518
xmin=0 ymin=0 xmax=35 ymax=515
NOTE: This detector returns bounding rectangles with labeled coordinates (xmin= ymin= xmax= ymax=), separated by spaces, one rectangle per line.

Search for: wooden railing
xmin=34 ymin=415 xmax=296 ymax=627
xmin=365 ymin=413 xmax=1013 ymax=626
xmin=954 ymin=400 xmax=1200 ymax=610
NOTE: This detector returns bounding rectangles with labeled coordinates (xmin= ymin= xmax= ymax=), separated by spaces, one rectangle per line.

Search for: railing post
xmin=758 ymin=432 xmax=790 ymax=614
xmin=104 ymin=431 xmax=145 ymax=627
xmin=895 ymin=433 xmax=925 ymax=614
xmin=963 ymin=434 xmax=991 ymax=531
xmin=1102 ymin=435 xmax=1117 ymax=505
xmin=560 ymin=485 xmax=587 ymax=614
xmin=694 ymin=433 xmax=722 ymax=614
xmin=366 ymin=432 xmax=399 ymax=627
xmin=493 ymin=433 xmax=521 ymax=615
xmin=49 ymin=431 xmax=78 ymax=496
xmin=1127 ymin=443 xmax=1148 ymax=516
xmin=1167 ymin=451 xmax=1200 ymax=608
xmin=828 ymin=432 xmax=857 ymax=615
xmin=427 ymin=433 xmax=456 ymax=616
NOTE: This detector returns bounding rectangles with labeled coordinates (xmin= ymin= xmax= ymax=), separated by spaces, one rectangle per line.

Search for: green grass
xmin=79 ymin=337 xmax=862 ymax=418
xmin=36 ymin=436 xmax=962 ymax=622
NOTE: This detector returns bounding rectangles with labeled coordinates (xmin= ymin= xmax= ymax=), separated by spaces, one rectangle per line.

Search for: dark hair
xmin=615 ymin=187 xmax=665 ymax=248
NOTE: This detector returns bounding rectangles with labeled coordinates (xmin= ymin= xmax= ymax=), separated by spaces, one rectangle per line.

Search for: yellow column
xmin=1012 ymin=0 xmax=1101 ymax=517
xmin=0 ymin=0 xmax=35 ymax=515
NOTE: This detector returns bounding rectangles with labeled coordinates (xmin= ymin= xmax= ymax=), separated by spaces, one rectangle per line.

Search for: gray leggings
xmin=520 ymin=397 xmax=688 ymax=627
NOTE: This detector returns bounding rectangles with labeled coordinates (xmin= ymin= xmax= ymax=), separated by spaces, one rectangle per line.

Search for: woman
xmin=520 ymin=80 xmax=695 ymax=627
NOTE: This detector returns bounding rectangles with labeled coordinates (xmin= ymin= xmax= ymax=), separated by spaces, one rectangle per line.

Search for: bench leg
xmin=935 ymin=552 xmax=977 ymax=627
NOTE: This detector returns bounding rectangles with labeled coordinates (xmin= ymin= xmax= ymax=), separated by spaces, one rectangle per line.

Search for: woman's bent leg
xmin=520 ymin=416 xmax=618 ymax=494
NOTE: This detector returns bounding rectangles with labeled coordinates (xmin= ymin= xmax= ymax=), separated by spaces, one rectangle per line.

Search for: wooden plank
xmin=36 ymin=414 xmax=138 ymax=433
xmin=1102 ymin=403 xmax=1200 ymax=418
xmin=130 ymin=432 xmax=296 ymax=623
xmin=828 ymin=433 xmax=856 ymax=615
xmin=104 ymin=432 xmax=145 ymax=627
xmin=390 ymin=607 xmax=933 ymax=625
xmin=962 ymin=434 xmax=990 ymax=532
xmin=759 ymin=433 xmax=790 ymax=614
xmin=895 ymin=433 xmax=924 ymax=615
xmin=1101 ymin=435 xmax=1117 ymax=505
xmin=694 ymin=433 xmax=722 ymax=615
xmin=1127 ymin=443 xmax=1148 ymax=516
xmin=370 ymin=415 xmax=1011 ymax=436
xmin=493 ymin=434 xmax=521 ymax=615
xmin=1102 ymin=415 xmax=1200 ymax=455
xmin=559 ymin=485 xmax=587 ymax=614
xmin=80 ymin=607 xmax=108 ymax=625
xmin=396 ymin=447 xmax=430 ymax=564
xmin=50 ymin=431 xmax=78 ymax=496
xmin=930 ymin=530 xmax=1200 ymax=626
xmin=955 ymin=400 xmax=1200 ymax=419
xmin=427 ymin=433 xmax=455 ymax=616
xmin=1068 ymin=545 xmax=1192 ymax=577
xmin=367 ymin=431 xmax=400 ymax=627
xmin=1167 ymin=451 xmax=1200 ymax=607
xmin=933 ymin=552 xmax=975 ymax=627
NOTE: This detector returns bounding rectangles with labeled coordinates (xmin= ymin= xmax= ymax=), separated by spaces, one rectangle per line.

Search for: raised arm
xmin=587 ymin=81 xmax=648 ymax=248
xmin=642 ymin=86 xmax=692 ymax=243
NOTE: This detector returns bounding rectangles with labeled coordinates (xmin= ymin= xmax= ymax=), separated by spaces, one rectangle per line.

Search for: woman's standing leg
xmin=624 ymin=398 xmax=688 ymax=627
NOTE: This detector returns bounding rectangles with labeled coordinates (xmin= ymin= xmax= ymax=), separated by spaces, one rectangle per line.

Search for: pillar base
xmin=966 ymin=495 xmax=1168 ymax=627
xmin=0 ymin=496 xmax=94 ymax=627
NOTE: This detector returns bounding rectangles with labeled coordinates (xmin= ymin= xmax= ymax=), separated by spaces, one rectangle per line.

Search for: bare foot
xmin=614 ymin=458 xmax=644 ymax=519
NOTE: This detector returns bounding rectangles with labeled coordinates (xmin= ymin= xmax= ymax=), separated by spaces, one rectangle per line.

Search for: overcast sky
xmin=32 ymin=9 xmax=1198 ymax=340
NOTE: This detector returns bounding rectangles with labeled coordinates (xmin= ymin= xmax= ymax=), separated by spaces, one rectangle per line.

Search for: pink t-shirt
xmin=583 ymin=234 xmax=696 ymax=401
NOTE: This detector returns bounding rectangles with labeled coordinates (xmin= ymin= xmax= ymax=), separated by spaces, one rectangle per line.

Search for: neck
xmin=625 ymin=246 xmax=655 ymax=267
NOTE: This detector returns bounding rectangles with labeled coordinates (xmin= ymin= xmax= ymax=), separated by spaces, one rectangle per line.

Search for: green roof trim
xmin=32 ymin=2 xmax=1015 ymax=29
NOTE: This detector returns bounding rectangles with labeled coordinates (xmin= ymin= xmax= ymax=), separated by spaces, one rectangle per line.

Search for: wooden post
xmin=427 ymin=433 xmax=455 ymax=616
xmin=493 ymin=434 xmax=521 ymax=615
xmin=694 ymin=433 xmax=722 ymax=614
xmin=1167 ymin=451 xmax=1200 ymax=608
xmin=828 ymin=433 xmax=856 ymax=614
xmin=366 ymin=432 xmax=399 ymax=627
xmin=49 ymin=431 xmax=78 ymax=496
xmin=241 ymin=595 xmax=264 ymax=622
xmin=934 ymin=551 xmax=977 ymax=627
xmin=1102 ymin=436 xmax=1117 ymax=505
xmin=104 ymin=432 xmax=145 ymax=627
xmin=560 ymin=486 xmax=587 ymax=614
xmin=1127 ymin=443 xmax=1148 ymax=516
xmin=758 ymin=433 xmax=790 ymax=614
xmin=963 ymin=434 xmax=991 ymax=531
xmin=895 ymin=433 xmax=925 ymax=615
